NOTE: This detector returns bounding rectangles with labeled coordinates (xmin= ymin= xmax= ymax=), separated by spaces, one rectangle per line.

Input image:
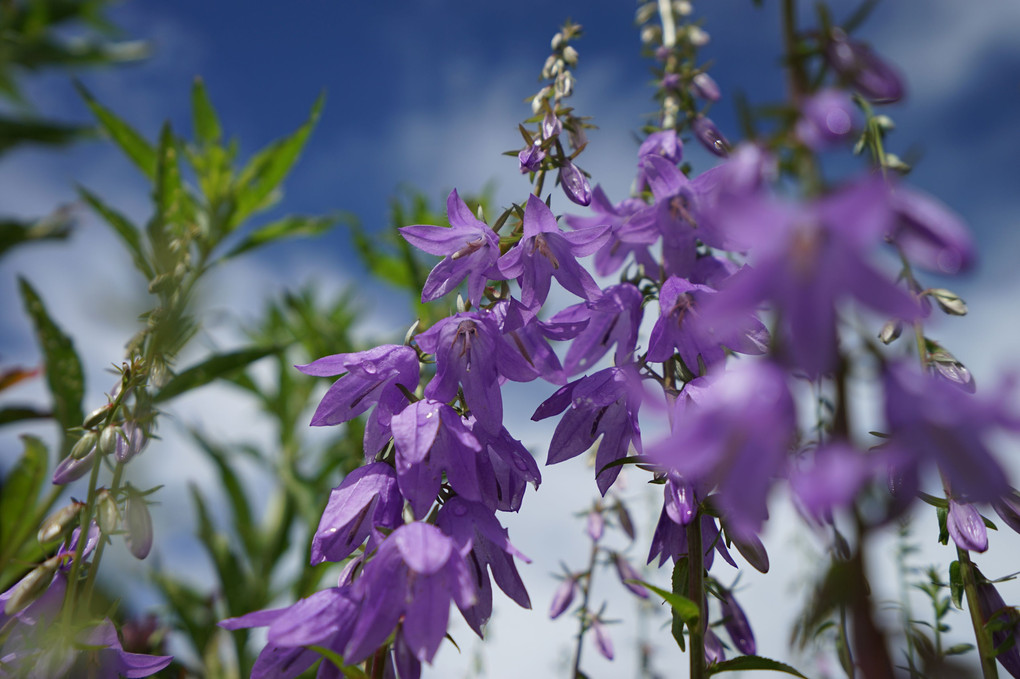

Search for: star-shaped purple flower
xmin=553 ymin=282 xmax=644 ymax=376
xmin=565 ymin=186 xmax=657 ymax=277
xmin=310 ymin=462 xmax=404 ymax=564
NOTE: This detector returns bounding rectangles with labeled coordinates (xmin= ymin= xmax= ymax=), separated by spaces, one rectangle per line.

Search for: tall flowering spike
xmin=645 ymin=276 xmax=768 ymax=370
xmin=795 ymin=88 xmax=858 ymax=150
xmin=975 ymin=575 xmax=1020 ymax=679
xmin=532 ymin=366 xmax=642 ymax=495
xmin=344 ymin=523 xmax=477 ymax=665
xmin=310 ymin=462 xmax=404 ymax=564
xmin=297 ymin=344 xmax=419 ymax=454
xmin=706 ymin=178 xmax=921 ymax=376
xmin=416 ymin=311 xmax=534 ymax=435
xmin=884 ymin=361 xmax=1018 ymax=503
xmin=564 ymin=186 xmax=657 ymax=276
xmin=220 ymin=588 xmax=359 ymax=679
xmin=497 ymin=194 xmax=610 ymax=310
xmin=399 ymin=189 xmax=502 ymax=306
xmin=825 ymin=28 xmax=904 ymax=104
xmin=437 ymin=498 xmax=532 ymax=635
xmin=554 ymin=282 xmax=644 ymax=375
xmin=391 ymin=400 xmax=484 ymax=518
xmin=947 ymin=499 xmax=989 ymax=553
xmin=720 ymin=590 xmax=756 ymax=656
xmin=651 ymin=362 xmax=796 ymax=539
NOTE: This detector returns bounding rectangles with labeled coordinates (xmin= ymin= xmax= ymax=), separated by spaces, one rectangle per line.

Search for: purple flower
xmin=532 ymin=367 xmax=643 ymax=495
xmin=221 ymin=588 xmax=359 ymax=679
xmin=993 ymin=491 xmax=1020 ymax=536
xmin=705 ymin=627 xmax=726 ymax=664
xmin=437 ymin=498 xmax=532 ymax=635
xmin=492 ymin=298 xmax=577 ymax=385
xmin=591 ymin=618 xmax=615 ymax=660
xmin=707 ymin=178 xmax=921 ymax=376
xmin=646 ymin=276 xmax=768 ymax=371
xmin=647 ymin=494 xmax=737 ymax=569
xmin=344 ymin=522 xmax=477 ymax=665
xmin=690 ymin=72 xmax=721 ymax=101
xmin=564 ymin=186 xmax=657 ymax=276
xmin=311 ymin=462 xmax=404 ymax=564
xmin=586 ymin=510 xmax=604 ymax=541
xmin=52 ymin=446 xmax=95 ymax=485
xmin=627 ymin=155 xmax=702 ymax=278
xmin=553 ymin=282 xmax=644 ymax=375
xmin=635 ymin=130 xmax=683 ymax=192
xmin=416 ymin=311 xmax=534 ymax=435
xmin=114 ymin=421 xmax=148 ymax=464
xmin=795 ymin=88 xmax=858 ymax=150
xmin=74 ymin=620 xmax=173 ymax=678
xmin=651 ymin=362 xmax=796 ymax=538
xmin=549 ymin=577 xmax=577 ymax=619
xmin=975 ymin=576 xmax=1020 ymax=679
xmin=399 ymin=189 xmax=502 ymax=306
xmin=720 ymin=590 xmax=756 ymax=655
xmin=692 ymin=115 xmax=730 ymax=157
xmin=391 ymin=400 xmax=485 ymax=518
xmin=518 ymin=143 xmax=546 ymax=173
xmin=559 ymin=161 xmax=593 ymax=206
xmin=297 ymin=344 xmax=419 ymax=454
xmin=497 ymin=194 xmax=610 ymax=309
xmin=889 ymin=186 xmax=974 ymax=275
xmin=825 ymin=28 xmax=904 ymax=104
xmin=947 ymin=499 xmax=989 ymax=552
xmin=611 ymin=553 xmax=649 ymax=599
xmin=471 ymin=424 xmax=542 ymax=512
xmin=884 ymin=361 xmax=1018 ymax=503
xmin=790 ymin=442 xmax=879 ymax=521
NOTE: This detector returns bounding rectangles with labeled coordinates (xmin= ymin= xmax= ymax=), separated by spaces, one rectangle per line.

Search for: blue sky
xmin=3 ymin=1 xmax=1020 ymax=676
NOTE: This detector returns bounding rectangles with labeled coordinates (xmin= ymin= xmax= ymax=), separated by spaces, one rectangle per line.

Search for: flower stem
xmin=958 ymin=549 xmax=999 ymax=679
xmin=687 ymin=511 xmax=706 ymax=679
xmin=571 ymin=539 xmax=600 ymax=678
xmin=80 ymin=461 xmax=125 ymax=608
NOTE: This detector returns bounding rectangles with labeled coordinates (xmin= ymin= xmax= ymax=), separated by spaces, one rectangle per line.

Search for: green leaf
xmin=75 ymin=81 xmax=157 ymax=179
xmin=0 ymin=115 xmax=89 ymax=154
xmin=309 ymin=646 xmax=369 ymax=679
xmin=78 ymin=186 xmax=153 ymax=280
xmin=18 ymin=277 xmax=84 ymax=454
xmin=945 ymin=642 xmax=974 ymax=656
xmin=707 ymin=655 xmax=808 ymax=677
xmin=0 ymin=406 xmax=51 ymax=426
xmin=949 ymin=560 xmax=963 ymax=609
xmin=222 ymin=213 xmax=338 ymax=260
xmin=233 ymin=92 xmax=325 ymax=225
xmin=596 ymin=454 xmax=655 ymax=477
xmin=0 ymin=212 xmax=73 ymax=259
xmin=0 ymin=436 xmax=48 ymax=556
xmin=154 ymin=346 xmax=280 ymax=403
xmin=634 ymin=579 xmax=700 ymax=627
xmin=671 ymin=558 xmax=688 ymax=651
xmin=190 ymin=485 xmax=255 ymax=613
xmin=191 ymin=76 xmax=222 ymax=145
xmin=151 ymin=122 xmax=190 ymax=238
xmin=189 ymin=430 xmax=258 ymax=560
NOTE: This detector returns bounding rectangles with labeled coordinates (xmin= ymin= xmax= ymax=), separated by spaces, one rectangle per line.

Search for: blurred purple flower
xmin=705 ymin=627 xmax=726 ymax=664
xmin=720 ymin=590 xmax=756 ymax=655
xmin=796 ymin=88 xmax=858 ymax=150
xmin=311 ymin=462 xmax=404 ymax=564
xmin=825 ymin=28 xmax=904 ymax=104
xmin=993 ymin=491 xmax=1020 ymax=535
xmin=889 ymin=186 xmax=975 ymax=275
xmin=549 ymin=578 xmax=577 ymax=619
xmin=611 ymin=553 xmax=649 ymax=599
xmin=690 ymin=72 xmax=721 ymax=101
xmin=790 ymin=442 xmax=878 ymax=521
xmin=591 ymin=618 xmax=615 ymax=660
xmin=586 ymin=510 xmax=604 ymax=541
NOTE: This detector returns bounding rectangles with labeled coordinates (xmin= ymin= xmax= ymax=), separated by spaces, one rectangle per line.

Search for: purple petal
xmin=948 ymin=500 xmax=989 ymax=552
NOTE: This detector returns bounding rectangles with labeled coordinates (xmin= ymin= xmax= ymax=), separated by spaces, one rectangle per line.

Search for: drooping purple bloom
xmin=651 ymin=362 xmax=796 ymax=538
xmin=399 ymin=189 xmax=502 ymax=306
xmin=707 ymin=178 xmax=921 ymax=376
xmin=559 ymin=161 xmax=593 ymax=206
xmin=795 ymin=88 xmax=858 ymax=150
xmin=114 ymin=421 xmax=148 ymax=464
xmin=647 ymin=491 xmax=737 ymax=569
xmin=690 ymin=72 xmax=721 ymax=101
xmin=492 ymin=297 xmax=579 ymax=385
xmin=975 ymin=575 xmax=1020 ymax=679
xmin=635 ymin=130 xmax=683 ymax=192
xmin=692 ymin=115 xmax=730 ymax=157
xmin=549 ymin=577 xmax=577 ymax=619
xmin=591 ymin=617 xmax=615 ymax=660
xmin=719 ymin=590 xmax=756 ymax=656
xmin=888 ymin=186 xmax=975 ymax=275
xmin=884 ymin=361 xmax=1018 ymax=503
xmin=416 ymin=311 xmax=534 ymax=435
xmin=437 ymin=498 xmax=532 ymax=635
xmin=532 ymin=366 xmax=643 ymax=495
xmin=947 ymin=499 xmax=989 ymax=552
xmin=518 ymin=142 xmax=546 ymax=173
xmin=790 ymin=442 xmax=879 ymax=521
xmin=220 ymin=588 xmax=359 ymax=679
xmin=611 ymin=553 xmax=649 ymax=599
xmin=297 ymin=344 xmax=419 ymax=454
xmin=391 ymin=400 xmax=485 ymax=518
xmin=553 ymin=282 xmax=644 ymax=375
xmin=645 ymin=276 xmax=768 ymax=371
xmin=344 ymin=522 xmax=477 ymax=665
xmin=311 ymin=462 xmax=404 ymax=564
xmin=52 ymin=446 xmax=95 ymax=485
xmin=626 ymin=155 xmax=703 ymax=278
xmin=564 ymin=186 xmax=657 ymax=276
xmin=825 ymin=28 xmax=904 ymax=104
xmin=470 ymin=424 xmax=542 ymax=512
xmin=586 ymin=510 xmax=604 ymax=542
xmin=497 ymin=194 xmax=610 ymax=310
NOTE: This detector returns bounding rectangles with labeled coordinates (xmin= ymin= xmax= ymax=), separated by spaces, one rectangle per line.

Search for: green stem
xmin=687 ymin=511 xmax=706 ymax=679
xmin=958 ymin=550 xmax=999 ymax=679
xmin=61 ymin=447 xmax=104 ymax=624
xmin=80 ymin=462 xmax=125 ymax=608
xmin=571 ymin=539 xmax=600 ymax=678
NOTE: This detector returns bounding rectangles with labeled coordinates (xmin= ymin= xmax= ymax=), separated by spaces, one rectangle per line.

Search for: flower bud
xmin=993 ymin=491 xmax=1020 ymax=535
xmin=125 ymin=489 xmax=153 ymax=560
xmin=518 ymin=144 xmax=544 ymax=173
xmin=720 ymin=590 xmax=756 ymax=655
xmin=115 ymin=421 xmax=148 ymax=464
xmin=692 ymin=116 xmax=729 ymax=157
xmin=704 ymin=627 xmax=726 ymax=664
xmin=612 ymin=553 xmax=649 ymax=598
xmin=551 ymin=32 xmax=564 ymax=50
xmin=559 ymin=162 xmax=592 ymax=206
xmin=586 ymin=510 xmax=604 ymax=541
xmin=562 ymin=45 xmax=578 ymax=66
xmin=929 ymin=288 xmax=967 ymax=316
xmin=71 ymin=431 xmax=98 ymax=460
xmin=549 ymin=577 xmax=577 ymax=619
xmin=947 ymin=500 xmax=988 ymax=553
xmin=542 ymin=111 xmax=562 ymax=140
xmin=641 ymin=26 xmax=661 ymax=46
xmin=37 ymin=501 xmax=85 ymax=545
xmin=687 ymin=25 xmax=710 ymax=46
xmin=555 ymin=71 xmax=574 ymax=98
xmin=825 ymin=28 xmax=904 ymax=104
xmin=879 ymin=320 xmax=903 ymax=345
xmin=690 ymin=72 xmax=720 ymax=101
xmin=3 ymin=557 xmax=59 ymax=616
xmin=83 ymin=405 xmax=112 ymax=429
xmin=730 ymin=531 xmax=770 ymax=573
xmin=661 ymin=72 xmax=680 ymax=91
xmin=928 ymin=343 xmax=976 ymax=393
xmin=98 ymin=425 xmax=119 ymax=456
xmin=53 ymin=447 xmax=96 ymax=485
xmin=96 ymin=489 xmax=120 ymax=535
xmin=675 ymin=0 xmax=693 ymax=16
xmin=591 ymin=618 xmax=614 ymax=660
xmin=614 ymin=500 xmax=635 ymax=540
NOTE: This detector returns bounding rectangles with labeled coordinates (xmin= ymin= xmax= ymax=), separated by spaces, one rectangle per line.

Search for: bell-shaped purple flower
xmin=553 ymin=282 xmax=644 ymax=375
xmin=975 ymin=575 xmax=1020 ymax=679
xmin=947 ymin=499 xmax=989 ymax=552
xmin=498 ymin=194 xmax=609 ymax=309
xmin=646 ymin=276 xmax=768 ymax=371
xmin=344 ymin=522 xmax=477 ymax=665
xmin=825 ymin=28 xmax=904 ymax=104
xmin=470 ymin=424 xmax=541 ymax=512
xmin=399 ymin=189 xmax=502 ymax=306
xmin=518 ymin=142 xmax=546 ymax=173
xmin=532 ymin=366 xmax=643 ymax=495
xmin=559 ymin=161 xmax=593 ymax=206
xmin=221 ymin=588 xmax=359 ymax=679
xmin=889 ymin=186 xmax=974 ymax=275
xmin=719 ymin=590 xmax=756 ymax=656
xmin=437 ymin=498 xmax=532 ymax=635
xmin=492 ymin=298 xmax=578 ymax=385
xmin=647 ymin=492 xmax=737 ymax=569
xmin=565 ymin=186 xmax=657 ymax=276
xmin=311 ymin=462 xmax=404 ymax=564
xmin=795 ymin=88 xmax=858 ymax=150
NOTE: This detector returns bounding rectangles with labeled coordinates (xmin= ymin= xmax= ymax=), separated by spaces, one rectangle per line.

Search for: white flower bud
xmin=562 ymin=45 xmax=578 ymax=66
xmin=551 ymin=32 xmax=564 ymax=50
xmin=37 ymin=502 xmax=85 ymax=545
xmin=97 ymin=489 xmax=120 ymax=535
xmin=879 ymin=320 xmax=903 ymax=344
xmin=675 ymin=0 xmax=693 ymax=16
xmin=930 ymin=288 xmax=967 ymax=316
xmin=688 ymin=25 xmax=710 ymax=46
xmin=641 ymin=26 xmax=661 ymax=45
xmin=3 ymin=557 xmax=59 ymax=616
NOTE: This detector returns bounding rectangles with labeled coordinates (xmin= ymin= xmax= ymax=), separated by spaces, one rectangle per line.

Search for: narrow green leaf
xmin=222 ymin=214 xmax=338 ymax=260
xmin=0 ymin=436 xmax=48 ymax=556
xmin=707 ymin=655 xmax=808 ymax=677
xmin=0 ymin=213 xmax=73 ymax=259
xmin=18 ymin=278 xmax=84 ymax=453
xmin=75 ymin=81 xmax=157 ymax=178
xmin=309 ymin=646 xmax=369 ymax=679
xmin=191 ymin=76 xmax=222 ymax=145
xmin=671 ymin=558 xmax=688 ymax=651
xmin=634 ymin=579 xmax=700 ymax=627
xmin=0 ymin=115 xmax=89 ymax=154
xmin=78 ymin=186 xmax=153 ymax=280
xmin=0 ymin=406 xmax=51 ymax=426
xmin=596 ymin=454 xmax=655 ymax=476
xmin=945 ymin=643 xmax=975 ymax=656
xmin=152 ymin=122 xmax=189 ymax=235
xmin=949 ymin=560 xmax=963 ymax=609
xmin=190 ymin=485 xmax=254 ymax=613
xmin=189 ymin=430 xmax=258 ymax=559
xmin=154 ymin=346 xmax=280 ymax=403
xmin=233 ymin=92 xmax=325 ymax=225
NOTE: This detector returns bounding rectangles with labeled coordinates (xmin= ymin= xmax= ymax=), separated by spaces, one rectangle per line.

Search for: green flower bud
xmin=37 ymin=501 xmax=85 ymax=545
xmin=97 ymin=489 xmax=120 ymax=535
xmin=3 ymin=556 xmax=59 ymax=616
xmin=70 ymin=431 xmax=98 ymax=460
xmin=930 ymin=288 xmax=968 ymax=316
xmin=99 ymin=425 xmax=120 ymax=456
xmin=83 ymin=405 xmax=111 ymax=429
